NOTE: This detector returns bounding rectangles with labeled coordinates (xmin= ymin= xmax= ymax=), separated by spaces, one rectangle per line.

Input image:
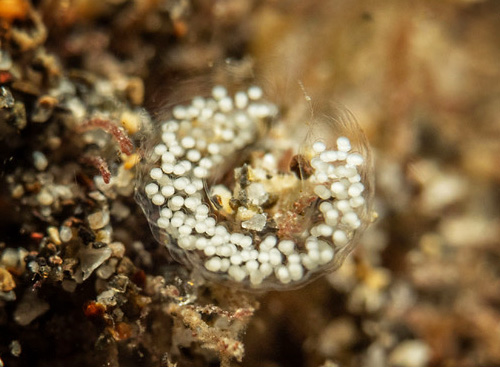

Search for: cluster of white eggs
xmin=137 ymin=85 xmax=371 ymax=289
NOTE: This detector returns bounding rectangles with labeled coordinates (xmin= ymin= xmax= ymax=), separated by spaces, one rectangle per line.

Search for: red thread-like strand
xmin=81 ymin=155 xmax=111 ymax=184
xmin=78 ymin=118 xmax=134 ymax=155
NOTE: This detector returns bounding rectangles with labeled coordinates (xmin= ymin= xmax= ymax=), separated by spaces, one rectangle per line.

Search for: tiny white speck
xmin=312 ymin=141 xmax=326 ymax=154
xmin=248 ymin=86 xmax=263 ymax=100
xmin=150 ymin=167 xmax=163 ymax=180
xmin=347 ymin=153 xmax=364 ymax=166
xmin=145 ymin=183 xmax=159 ymax=196
xmin=333 ymin=230 xmax=349 ymax=246
xmin=151 ymin=194 xmax=165 ymax=206
xmin=212 ymin=86 xmax=227 ymax=100
xmin=205 ymin=257 xmax=222 ymax=272
xmin=278 ymin=240 xmax=295 ymax=255
xmin=161 ymin=185 xmax=175 ymax=198
xmin=337 ymin=136 xmax=351 ymax=152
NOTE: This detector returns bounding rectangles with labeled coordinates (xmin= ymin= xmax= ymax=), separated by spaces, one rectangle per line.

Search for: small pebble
xmin=88 ymin=210 xmax=110 ymax=230
xmin=32 ymin=151 xmax=48 ymax=171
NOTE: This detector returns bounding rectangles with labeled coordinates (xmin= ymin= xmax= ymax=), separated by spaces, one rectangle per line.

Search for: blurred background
xmin=0 ymin=0 xmax=499 ymax=366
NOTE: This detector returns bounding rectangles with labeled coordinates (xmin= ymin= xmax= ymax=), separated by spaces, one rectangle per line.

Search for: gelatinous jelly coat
xmin=135 ymin=85 xmax=373 ymax=290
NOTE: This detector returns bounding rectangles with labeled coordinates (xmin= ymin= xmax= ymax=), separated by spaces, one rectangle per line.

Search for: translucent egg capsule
xmin=135 ymin=83 xmax=374 ymax=291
